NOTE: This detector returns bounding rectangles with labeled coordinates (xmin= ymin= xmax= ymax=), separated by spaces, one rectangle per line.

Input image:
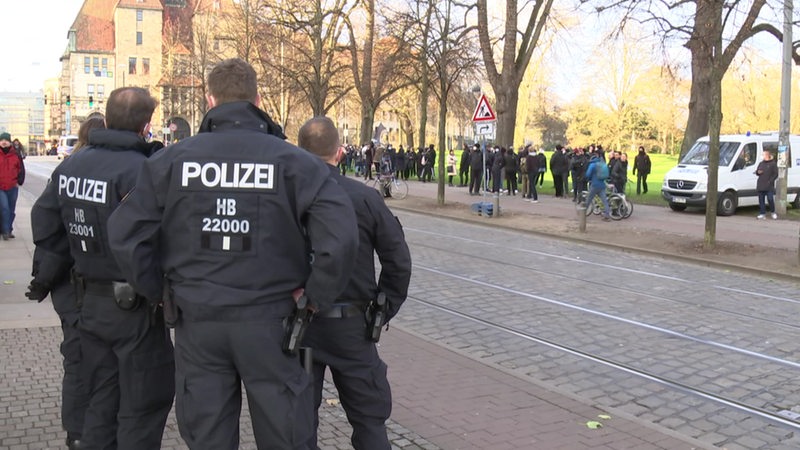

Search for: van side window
xmin=762 ymin=142 xmax=779 ymax=161
xmin=733 ymin=143 xmax=757 ymax=171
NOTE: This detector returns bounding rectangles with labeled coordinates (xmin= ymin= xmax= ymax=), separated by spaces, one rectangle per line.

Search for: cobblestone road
xmin=392 ymin=211 xmax=800 ymax=450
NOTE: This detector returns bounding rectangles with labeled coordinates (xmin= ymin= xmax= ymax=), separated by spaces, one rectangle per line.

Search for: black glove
xmin=25 ymin=280 xmax=50 ymax=302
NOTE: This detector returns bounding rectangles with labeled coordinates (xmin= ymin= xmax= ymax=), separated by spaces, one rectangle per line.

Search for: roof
xmin=69 ymin=0 xmax=116 ymax=53
xmin=116 ymin=0 xmax=164 ymax=10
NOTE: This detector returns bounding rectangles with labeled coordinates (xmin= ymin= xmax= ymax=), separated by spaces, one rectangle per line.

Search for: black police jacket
xmin=31 ymin=129 xmax=159 ymax=282
xmin=107 ymin=101 xmax=358 ymax=313
xmin=326 ymin=165 xmax=411 ymax=321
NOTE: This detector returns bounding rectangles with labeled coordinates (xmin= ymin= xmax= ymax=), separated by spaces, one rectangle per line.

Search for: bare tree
xmin=429 ymin=0 xmax=482 ymax=204
xmin=267 ymin=0 xmax=356 ymax=117
xmin=475 ymin=0 xmax=556 ymax=147
xmin=345 ymin=0 xmax=415 ymax=145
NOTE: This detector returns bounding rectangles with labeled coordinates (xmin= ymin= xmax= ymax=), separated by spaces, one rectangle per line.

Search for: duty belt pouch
xmin=112 ymin=281 xmax=141 ymax=311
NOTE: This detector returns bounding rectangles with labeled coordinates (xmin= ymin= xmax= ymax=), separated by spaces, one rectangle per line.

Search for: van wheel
xmin=669 ymin=203 xmax=687 ymax=212
xmin=717 ymin=191 xmax=737 ymax=216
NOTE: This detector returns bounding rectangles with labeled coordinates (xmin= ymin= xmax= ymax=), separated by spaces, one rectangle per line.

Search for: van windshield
xmin=679 ymin=141 xmax=741 ymax=166
xmin=66 ymin=138 xmax=78 ymax=146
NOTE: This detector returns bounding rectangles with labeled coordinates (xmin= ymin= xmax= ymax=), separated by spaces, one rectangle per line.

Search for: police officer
xmin=29 ymin=86 xmax=174 ymax=450
xmin=297 ymin=117 xmax=412 ymax=450
xmin=26 ymin=250 xmax=87 ymax=450
xmin=107 ymin=59 xmax=359 ymax=450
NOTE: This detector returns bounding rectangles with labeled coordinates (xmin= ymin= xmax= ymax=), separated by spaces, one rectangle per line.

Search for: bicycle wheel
xmin=391 ymin=178 xmax=408 ymax=199
xmin=368 ymin=178 xmax=382 ymax=193
xmin=609 ymin=194 xmax=625 ymax=220
xmin=623 ymin=196 xmax=633 ymax=218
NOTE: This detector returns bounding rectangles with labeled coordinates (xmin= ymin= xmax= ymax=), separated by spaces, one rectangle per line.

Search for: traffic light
xmin=89 ymin=96 xmax=94 ymax=107
xmin=65 ymin=95 xmax=71 ymax=106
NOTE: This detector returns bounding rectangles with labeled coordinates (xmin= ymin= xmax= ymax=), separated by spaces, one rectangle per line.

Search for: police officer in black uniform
xmin=29 ymin=86 xmax=174 ymax=450
xmin=107 ymin=59 xmax=359 ymax=450
xmin=297 ymin=117 xmax=412 ymax=450
xmin=26 ymin=250 xmax=88 ymax=450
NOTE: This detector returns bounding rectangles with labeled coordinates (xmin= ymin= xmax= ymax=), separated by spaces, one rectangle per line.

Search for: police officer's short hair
xmin=105 ymin=87 xmax=158 ymax=133
xmin=298 ymin=117 xmax=340 ymax=159
xmin=208 ymin=58 xmax=258 ymax=105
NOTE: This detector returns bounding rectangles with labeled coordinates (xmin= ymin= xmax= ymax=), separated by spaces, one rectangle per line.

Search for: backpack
xmin=595 ymin=161 xmax=609 ymax=180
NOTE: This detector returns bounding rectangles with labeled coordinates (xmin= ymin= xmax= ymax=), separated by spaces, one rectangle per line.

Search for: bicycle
xmin=368 ymin=172 xmax=408 ymax=200
xmin=579 ymin=185 xmax=632 ymax=220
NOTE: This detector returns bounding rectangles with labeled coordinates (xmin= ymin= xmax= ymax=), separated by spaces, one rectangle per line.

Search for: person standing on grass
xmin=633 ymin=145 xmax=651 ymax=195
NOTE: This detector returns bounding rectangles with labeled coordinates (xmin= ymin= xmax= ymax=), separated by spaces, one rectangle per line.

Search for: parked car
xmin=56 ymin=135 xmax=78 ymax=160
xmin=662 ymin=132 xmax=800 ymax=215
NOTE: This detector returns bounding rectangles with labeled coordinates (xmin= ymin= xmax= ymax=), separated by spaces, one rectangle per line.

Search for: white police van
xmin=661 ymin=132 xmax=800 ymax=215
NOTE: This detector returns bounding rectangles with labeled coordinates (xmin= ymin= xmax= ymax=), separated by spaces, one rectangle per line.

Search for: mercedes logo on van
xmin=678 ymin=180 xmax=685 ymax=189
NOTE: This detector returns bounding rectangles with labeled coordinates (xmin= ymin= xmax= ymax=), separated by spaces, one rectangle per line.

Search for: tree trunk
xmin=360 ymin=102 xmax=375 ymax=145
xmin=702 ymin=0 xmax=724 ymax=249
xmin=437 ymin=86 xmax=448 ymax=205
xmin=418 ymin=78 xmax=429 ymax=150
xmin=495 ymin=83 xmax=519 ymax=148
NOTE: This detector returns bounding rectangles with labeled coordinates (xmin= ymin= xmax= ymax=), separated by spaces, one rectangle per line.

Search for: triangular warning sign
xmin=472 ymin=94 xmax=497 ymax=122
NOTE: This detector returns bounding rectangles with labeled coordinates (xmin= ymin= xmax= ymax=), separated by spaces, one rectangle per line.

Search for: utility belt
xmin=316 ymin=295 xmax=388 ymax=342
xmin=71 ymin=272 xmax=145 ymax=312
xmin=316 ymin=303 xmax=364 ymax=319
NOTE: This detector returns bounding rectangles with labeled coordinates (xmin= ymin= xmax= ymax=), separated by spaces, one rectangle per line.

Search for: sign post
xmin=472 ymin=94 xmax=498 ymax=217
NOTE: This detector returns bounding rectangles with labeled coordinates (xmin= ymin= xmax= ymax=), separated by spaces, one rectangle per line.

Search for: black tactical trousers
xmin=50 ymin=281 xmax=89 ymax=441
xmin=469 ymin=168 xmax=483 ymax=194
xmin=303 ymin=316 xmax=392 ymax=450
xmin=79 ymin=289 xmax=174 ymax=450
xmin=174 ymin=318 xmax=314 ymax=450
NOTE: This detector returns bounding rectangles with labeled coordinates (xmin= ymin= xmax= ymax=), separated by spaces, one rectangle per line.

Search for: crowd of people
xmin=334 ymin=140 xmax=653 ymax=203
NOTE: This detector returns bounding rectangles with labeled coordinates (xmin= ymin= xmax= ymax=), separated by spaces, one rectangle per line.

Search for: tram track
xmin=404 ymin=293 xmax=800 ymax=432
xmin=405 ymin=236 xmax=800 ymax=332
xmin=404 ymin=225 xmax=800 ymax=307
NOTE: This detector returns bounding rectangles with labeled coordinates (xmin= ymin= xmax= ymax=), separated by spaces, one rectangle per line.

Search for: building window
xmin=136 ymin=32 xmax=142 ymax=45
xmin=84 ymin=57 xmax=90 ymax=74
xmin=87 ymin=84 xmax=95 ymax=97
xmin=98 ymin=84 xmax=105 ymax=100
xmin=137 ymin=10 xmax=143 ymax=21
xmin=142 ymin=58 xmax=150 ymax=75
xmin=102 ymin=58 xmax=108 ymax=70
xmin=129 ymin=57 xmax=137 ymax=75
xmin=93 ymin=57 xmax=100 ymax=74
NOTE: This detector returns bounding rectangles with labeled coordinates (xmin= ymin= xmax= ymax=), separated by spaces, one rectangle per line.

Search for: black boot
xmin=66 ymin=437 xmax=82 ymax=449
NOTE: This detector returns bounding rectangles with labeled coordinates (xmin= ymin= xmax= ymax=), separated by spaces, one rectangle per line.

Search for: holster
xmin=162 ymin=279 xmax=179 ymax=328
xmin=365 ymin=292 xmax=387 ymax=343
xmin=70 ymin=270 xmax=85 ymax=309
xmin=282 ymin=295 xmax=312 ymax=356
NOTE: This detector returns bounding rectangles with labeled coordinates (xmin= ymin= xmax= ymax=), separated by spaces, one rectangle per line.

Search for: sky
xmin=3 ymin=0 xmax=85 ymax=92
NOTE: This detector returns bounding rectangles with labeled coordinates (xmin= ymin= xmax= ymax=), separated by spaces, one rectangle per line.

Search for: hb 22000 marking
xmin=201 ymin=217 xmax=251 ymax=234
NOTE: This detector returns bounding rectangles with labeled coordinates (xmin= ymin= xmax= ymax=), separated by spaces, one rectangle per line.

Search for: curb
xmin=389 ymin=195 xmax=800 ymax=283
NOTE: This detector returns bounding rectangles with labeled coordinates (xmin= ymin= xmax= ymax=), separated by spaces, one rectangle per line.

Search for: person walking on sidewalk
xmin=298 ymin=116 xmax=412 ymax=450
xmin=107 ymin=59 xmax=359 ymax=450
xmin=755 ymin=149 xmax=779 ymax=220
xmin=633 ymin=145 xmax=651 ymax=195
xmin=29 ymin=87 xmax=173 ymax=450
xmin=0 ymin=132 xmax=25 ymax=240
